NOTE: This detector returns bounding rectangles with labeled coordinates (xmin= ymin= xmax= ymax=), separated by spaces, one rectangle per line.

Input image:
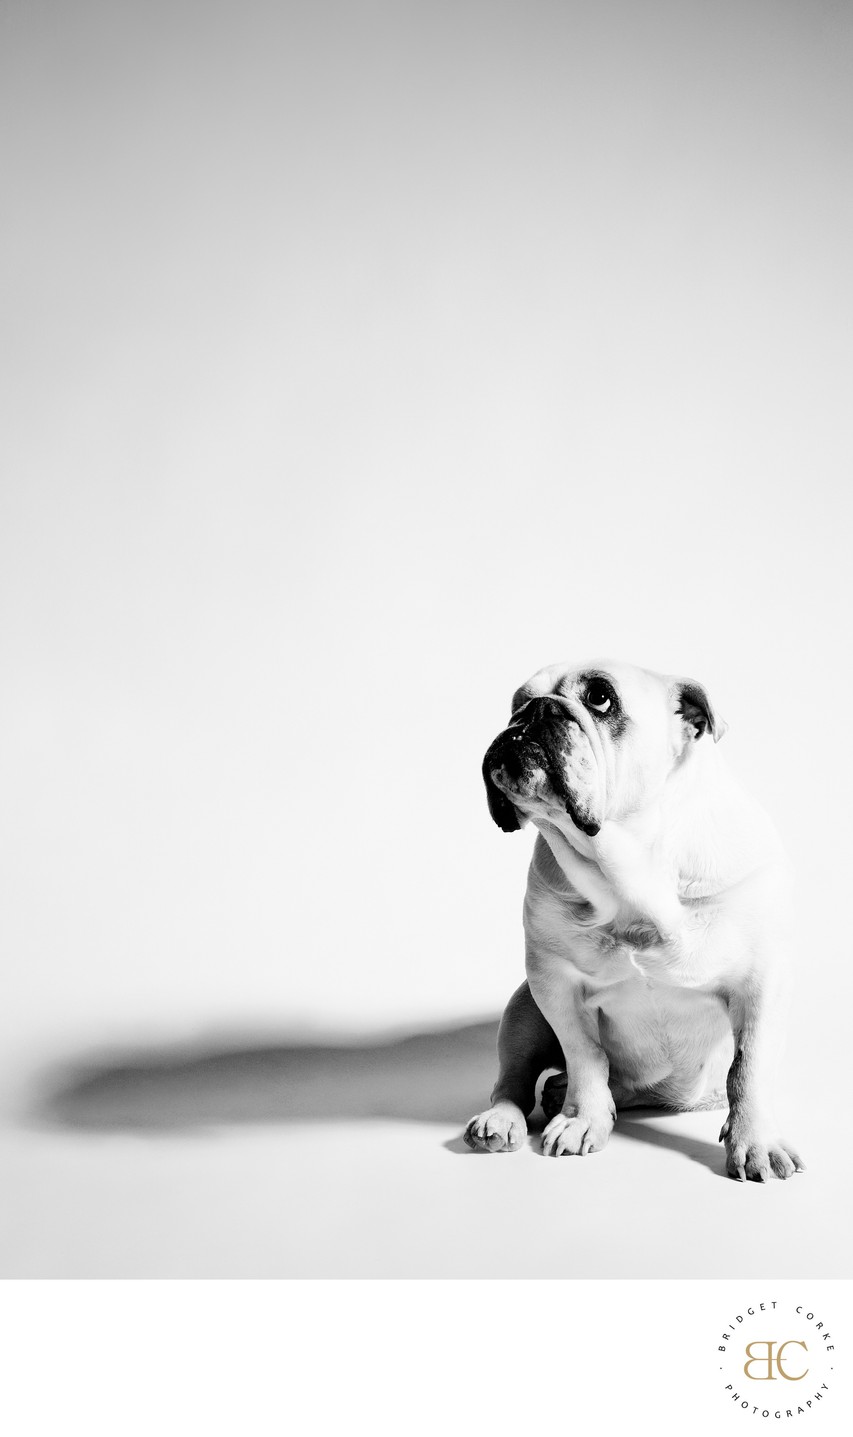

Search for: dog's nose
xmin=497 ymin=696 xmax=565 ymax=774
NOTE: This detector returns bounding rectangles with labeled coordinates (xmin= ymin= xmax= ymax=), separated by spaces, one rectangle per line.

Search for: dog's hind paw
xmin=541 ymin=1071 xmax=568 ymax=1121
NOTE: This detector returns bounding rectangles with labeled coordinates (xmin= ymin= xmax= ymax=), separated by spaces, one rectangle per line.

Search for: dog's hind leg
xmin=464 ymin=981 xmax=561 ymax=1152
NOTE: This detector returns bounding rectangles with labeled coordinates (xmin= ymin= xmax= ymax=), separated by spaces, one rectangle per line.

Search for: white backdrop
xmin=2 ymin=0 xmax=851 ymax=1096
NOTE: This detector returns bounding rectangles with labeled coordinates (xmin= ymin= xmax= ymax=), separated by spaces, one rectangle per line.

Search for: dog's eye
xmin=584 ymin=680 xmax=612 ymax=714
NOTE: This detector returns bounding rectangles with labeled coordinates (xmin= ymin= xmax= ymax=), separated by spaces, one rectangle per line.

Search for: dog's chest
xmin=524 ymin=875 xmax=729 ymax=989
xmin=559 ymin=911 xmax=716 ymax=991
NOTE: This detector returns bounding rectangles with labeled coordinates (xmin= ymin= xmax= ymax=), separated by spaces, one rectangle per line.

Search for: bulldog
xmin=465 ymin=659 xmax=804 ymax=1182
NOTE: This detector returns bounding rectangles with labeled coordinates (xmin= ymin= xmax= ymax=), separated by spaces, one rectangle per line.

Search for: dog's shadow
xmin=612 ymin=1113 xmax=726 ymax=1177
xmin=32 ymin=1019 xmax=726 ymax=1176
xmin=33 ymin=1020 xmax=501 ymax=1131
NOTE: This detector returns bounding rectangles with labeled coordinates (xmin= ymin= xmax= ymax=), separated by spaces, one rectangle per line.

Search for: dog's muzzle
xmin=483 ymin=696 xmax=602 ymax=837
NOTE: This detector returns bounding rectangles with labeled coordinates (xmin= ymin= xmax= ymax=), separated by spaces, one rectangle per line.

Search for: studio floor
xmin=2 ymin=1019 xmax=847 ymax=1279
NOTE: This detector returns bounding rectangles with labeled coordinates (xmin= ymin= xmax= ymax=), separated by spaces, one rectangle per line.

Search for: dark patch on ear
xmin=482 ymin=758 xmax=522 ymax=832
xmin=675 ymin=679 xmax=727 ymax=743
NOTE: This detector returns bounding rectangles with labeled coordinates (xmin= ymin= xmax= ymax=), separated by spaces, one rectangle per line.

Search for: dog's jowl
xmin=466 ymin=659 xmax=804 ymax=1182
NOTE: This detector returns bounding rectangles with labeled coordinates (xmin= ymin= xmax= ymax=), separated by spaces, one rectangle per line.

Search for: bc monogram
xmin=743 ymin=1341 xmax=809 ymax=1382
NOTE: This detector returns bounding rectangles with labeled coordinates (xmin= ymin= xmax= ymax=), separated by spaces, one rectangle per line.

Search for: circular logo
xmin=717 ymin=1300 xmax=836 ymax=1420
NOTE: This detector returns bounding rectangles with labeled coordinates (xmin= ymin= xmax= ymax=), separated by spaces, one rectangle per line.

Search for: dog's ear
xmin=482 ymin=757 xmax=524 ymax=832
xmin=672 ymin=678 xmax=728 ymax=743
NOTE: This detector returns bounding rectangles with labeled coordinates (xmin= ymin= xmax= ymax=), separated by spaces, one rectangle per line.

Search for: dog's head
xmin=483 ymin=659 xmax=726 ymax=836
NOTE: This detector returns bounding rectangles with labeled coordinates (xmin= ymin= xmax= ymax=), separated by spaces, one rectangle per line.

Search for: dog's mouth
xmin=483 ymin=696 xmax=603 ymax=837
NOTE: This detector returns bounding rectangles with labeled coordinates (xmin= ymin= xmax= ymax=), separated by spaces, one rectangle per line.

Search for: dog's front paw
xmin=464 ymin=1104 xmax=527 ymax=1152
xmin=541 ymin=1107 xmax=614 ymax=1157
xmin=720 ymin=1122 xmax=806 ymax=1182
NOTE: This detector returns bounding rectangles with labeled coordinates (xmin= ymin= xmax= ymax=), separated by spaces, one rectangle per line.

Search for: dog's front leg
xmin=526 ymin=950 xmax=616 ymax=1157
xmin=719 ymin=976 xmax=805 ymax=1182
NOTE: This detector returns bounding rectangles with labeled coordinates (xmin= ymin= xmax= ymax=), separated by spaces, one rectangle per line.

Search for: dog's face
xmin=483 ymin=659 xmax=726 ymax=836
